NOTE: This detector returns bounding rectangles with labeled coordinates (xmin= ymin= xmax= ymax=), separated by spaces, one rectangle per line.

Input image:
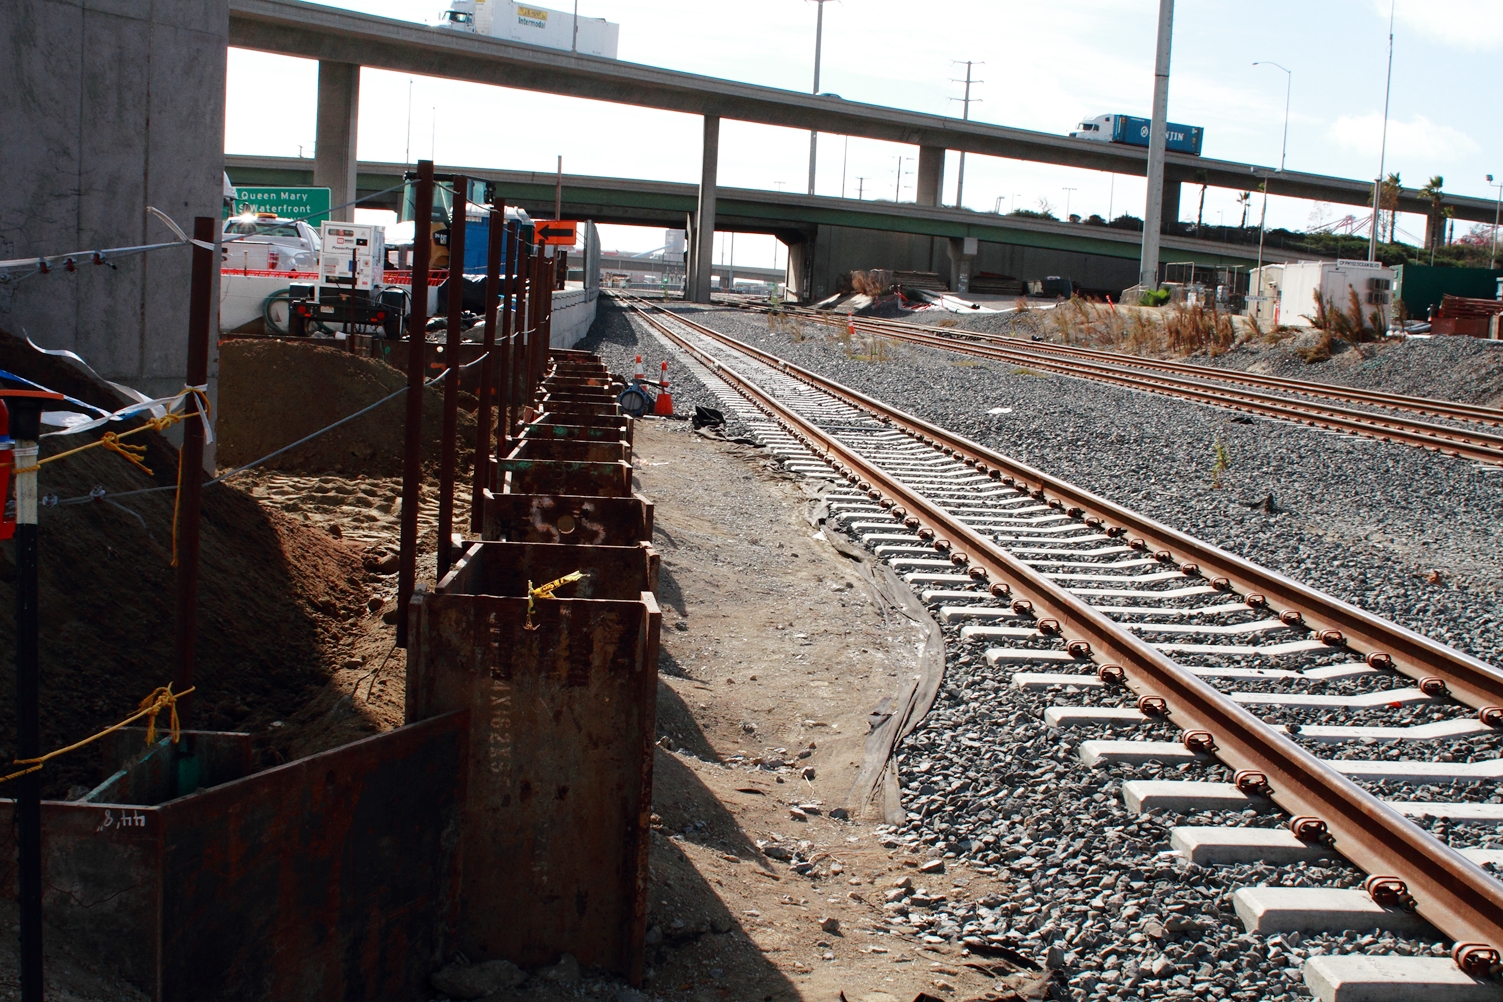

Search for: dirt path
xmin=626 ymin=418 xmax=1044 ymax=1002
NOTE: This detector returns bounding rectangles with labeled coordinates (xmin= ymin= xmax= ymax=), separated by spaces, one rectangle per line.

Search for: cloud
xmin=1328 ymin=113 xmax=1479 ymax=162
xmin=1382 ymin=0 xmax=1503 ymax=50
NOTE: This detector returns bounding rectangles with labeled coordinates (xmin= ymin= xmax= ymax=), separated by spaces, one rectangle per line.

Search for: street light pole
xmin=1370 ymin=0 xmax=1395 ymax=262
xmin=1062 ymin=187 xmax=1077 ymax=219
xmin=1252 ymin=61 xmax=1292 ymax=172
xmin=807 ymin=0 xmax=831 ymax=196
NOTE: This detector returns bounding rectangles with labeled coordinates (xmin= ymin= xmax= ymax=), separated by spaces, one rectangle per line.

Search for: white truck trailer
xmin=440 ymin=1 xmax=619 ymax=59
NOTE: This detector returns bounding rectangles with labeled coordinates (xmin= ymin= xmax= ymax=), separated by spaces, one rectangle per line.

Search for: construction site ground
xmin=253 ymin=417 xmax=1045 ymax=1002
xmin=0 ymin=329 xmax=1044 ymax=1000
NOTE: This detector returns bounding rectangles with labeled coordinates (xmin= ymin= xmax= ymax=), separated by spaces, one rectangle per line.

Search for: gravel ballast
xmin=585 ymin=298 xmax=1503 ymax=1001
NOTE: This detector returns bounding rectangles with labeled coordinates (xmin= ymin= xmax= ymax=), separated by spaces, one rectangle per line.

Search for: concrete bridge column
xmin=1160 ymin=180 xmax=1182 ymax=234
xmin=916 ymin=146 xmax=945 ymax=207
xmin=314 ymin=61 xmax=360 ymax=222
xmin=946 ymin=237 xmax=977 ymax=295
xmin=692 ymin=115 xmax=720 ymax=303
xmin=684 ymin=213 xmax=697 ymax=299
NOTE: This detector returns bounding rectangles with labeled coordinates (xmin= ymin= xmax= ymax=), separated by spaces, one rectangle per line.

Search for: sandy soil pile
xmin=0 ymin=327 xmax=372 ymax=798
xmin=217 ymin=338 xmax=476 ymax=477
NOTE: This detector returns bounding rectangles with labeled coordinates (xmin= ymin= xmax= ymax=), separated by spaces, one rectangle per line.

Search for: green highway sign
xmin=232 ymin=185 xmax=332 ymax=221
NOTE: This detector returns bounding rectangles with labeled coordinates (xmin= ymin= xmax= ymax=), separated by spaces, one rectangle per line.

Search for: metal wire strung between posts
xmin=0 ymin=684 xmax=196 ymax=787
xmin=0 ymin=183 xmax=409 ymax=278
xmin=40 ymin=354 xmax=487 ymax=510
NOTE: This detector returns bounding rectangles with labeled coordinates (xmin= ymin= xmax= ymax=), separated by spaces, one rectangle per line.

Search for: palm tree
xmin=1382 ymin=172 xmax=1402 ymax=244
xmin=1420 ymin=175 xmax=1445 ymax=261
xmin=1237 ymin=191 xmax=1252 ymax=229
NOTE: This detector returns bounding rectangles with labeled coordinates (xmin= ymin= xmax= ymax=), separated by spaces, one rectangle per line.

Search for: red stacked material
xmin=1432 ymin=294 xmax=1503 ymax=338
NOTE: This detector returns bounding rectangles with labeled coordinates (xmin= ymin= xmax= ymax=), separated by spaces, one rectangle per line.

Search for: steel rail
xmin=814 ymin=307 xmax=1503 ymax=428
xmin=633 ymin=295 xmax=1503 ymax=711
xmin=780 ymin=308 xmax=1503 ymax=465
xmin=620 ymin=293 xmax=1503 ymax=973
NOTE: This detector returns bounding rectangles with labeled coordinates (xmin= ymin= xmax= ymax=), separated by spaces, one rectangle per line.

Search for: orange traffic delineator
xmin=653 ymin=361 xmax=673 ymax=415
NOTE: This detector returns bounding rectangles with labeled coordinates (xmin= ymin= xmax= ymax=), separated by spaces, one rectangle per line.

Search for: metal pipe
xmin=471 ymin=201 xmax=503 ymax=532
xmin=1139 ymin=0 xmax=1174 ymax=289
xmin=172 ymin=216 xmax=216 ymax=722
xmin=397 ymin=160 xmax=434 ymax=649
xmin=7 ymin=395 xmax=46 ymax=1002
xmin=437 ymin=175 xmax=467 ymax=580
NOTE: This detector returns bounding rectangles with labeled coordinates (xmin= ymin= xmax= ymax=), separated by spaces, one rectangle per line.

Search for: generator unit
xmin=287 ymin=222 xmax=407 ymax=338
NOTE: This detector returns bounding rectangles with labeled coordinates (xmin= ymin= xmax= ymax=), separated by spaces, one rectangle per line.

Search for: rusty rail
xmin=620 ymin=293 xmax=1503 ymax=972
xmin=772 ymin=307 xmax=1503 ymax=465
xmin=814 ymin=307 xmax=1503 ymax=428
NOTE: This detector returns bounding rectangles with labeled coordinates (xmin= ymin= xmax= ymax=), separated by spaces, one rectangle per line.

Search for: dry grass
xmin=1023 ymin=296 xmax=1246 ymax=359
xmin=848 ymin=270 xmax=893 ymax=297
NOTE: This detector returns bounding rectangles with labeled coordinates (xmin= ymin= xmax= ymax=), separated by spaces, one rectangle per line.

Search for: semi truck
xmin=439 ymin=1 xmax=619 ymax=59
xmin=1070 ymin=114 xmax=1204 ymax=157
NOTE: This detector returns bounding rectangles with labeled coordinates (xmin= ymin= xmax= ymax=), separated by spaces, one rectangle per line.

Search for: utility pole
xmin=1489 ymin=174 xmax=1502 ymax=270
xmin=949 ymin=60 xmax=982 ymax=208
xmin=1139 ymin=0 xmax=1174 ymax=290
xmin=571 ymin=0 xmax=579 ymax=52
xmin=1062 ymin=187 xmax=1077 ymax=218
xmin=856 ymin=176 xmax=865 ymax=200
xmin=841 ymin=135 xmax=849 ymax=199
xmin=807 ymin=0 xmax=832 ymax=196
xmin=1369 ymin=0 xmax=1395 ymax=262
xmin=894 ymin=156 xmax=906 ymax=202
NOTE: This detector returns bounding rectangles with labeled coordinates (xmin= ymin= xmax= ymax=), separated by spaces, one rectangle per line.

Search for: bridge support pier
xmin=946 ymin=237 xmax=978 ymax=295
xmin=1161 ymin=180 xmax=1182 ymax=234
xmin=916 ymin=146 xmax=945 ymax=207
xmin=692 ymin=115 xmax=720 ymax=303
xmin=314 ymin=61 xmax=360 ymax=223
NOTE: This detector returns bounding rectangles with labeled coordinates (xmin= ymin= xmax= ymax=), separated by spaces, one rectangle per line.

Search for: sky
xmin=225 ymin=0 xmax=1503 ymax=257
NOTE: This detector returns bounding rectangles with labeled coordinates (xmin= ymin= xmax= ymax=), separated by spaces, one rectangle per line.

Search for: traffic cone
xmin=633 ymin=355 xmax=644 ymax=381
xmin=653 ymin=361 xmax=674 ymax=415
xmin=848 ymin=315 xmax=856 ymax=338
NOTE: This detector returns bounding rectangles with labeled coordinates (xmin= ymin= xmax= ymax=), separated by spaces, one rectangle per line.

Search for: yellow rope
xmin=524 ymin=570 xmax=585 ymax=630
xmin=12 ymin=388 xmax=210 ymax=477
xmin=0 ymin=684 xmax=195 ymax=787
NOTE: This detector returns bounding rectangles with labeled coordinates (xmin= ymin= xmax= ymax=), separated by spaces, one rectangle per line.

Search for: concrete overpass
xmin=229 ymin=0 xmax=1499 ymax=263
xmin=228 ymin=155 xmax=1310 ymax=300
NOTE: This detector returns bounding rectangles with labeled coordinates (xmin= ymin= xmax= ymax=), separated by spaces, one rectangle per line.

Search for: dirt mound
xmin=217 ymin=339 xmax=476 ymax=477
xmin=0 ymin=326 xmax=371 ymax=798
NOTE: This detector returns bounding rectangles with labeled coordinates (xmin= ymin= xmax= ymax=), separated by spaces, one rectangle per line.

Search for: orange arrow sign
xmin=535 ymin=220 xmax=577 ymax=246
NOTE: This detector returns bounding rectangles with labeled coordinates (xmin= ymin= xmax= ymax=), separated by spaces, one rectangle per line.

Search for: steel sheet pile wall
xmin=0 ymin=713 xmax=469 ymax=1001
xmin=408 ymin=348 xmax=660 ymax=984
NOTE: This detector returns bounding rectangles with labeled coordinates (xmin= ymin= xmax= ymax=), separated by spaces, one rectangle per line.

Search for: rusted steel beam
xmin=471 ymin=202 xmax=505 ymax=533
xmin=437 ymin=176 xmax=468 ymax=580
xmin=407 ymin=543 xmax=658 ymax=984
xmin=398 ymin=160 xmax=435 ymax=649
xmin=0 ymin=714 xmax=469 ymax=1001
xmin=481 ymin=492 xmax=653 ymax=546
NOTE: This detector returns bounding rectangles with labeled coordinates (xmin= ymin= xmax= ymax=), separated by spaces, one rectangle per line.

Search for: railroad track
xmin=614 ymin=292 xmax=1503 ymax=999
xmin=746 ymin=303 xmax=1503 ymax=467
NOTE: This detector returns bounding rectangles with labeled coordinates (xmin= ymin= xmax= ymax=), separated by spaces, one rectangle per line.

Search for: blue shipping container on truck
xmin=1113 ymin=115 xmax=1204 ymax=156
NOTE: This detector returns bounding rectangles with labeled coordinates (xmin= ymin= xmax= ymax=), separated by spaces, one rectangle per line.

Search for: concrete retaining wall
xmin=551 ymin=288 xmax=598 ymax=349
xmin=2 ymin=0 xmax=228 ymax=402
